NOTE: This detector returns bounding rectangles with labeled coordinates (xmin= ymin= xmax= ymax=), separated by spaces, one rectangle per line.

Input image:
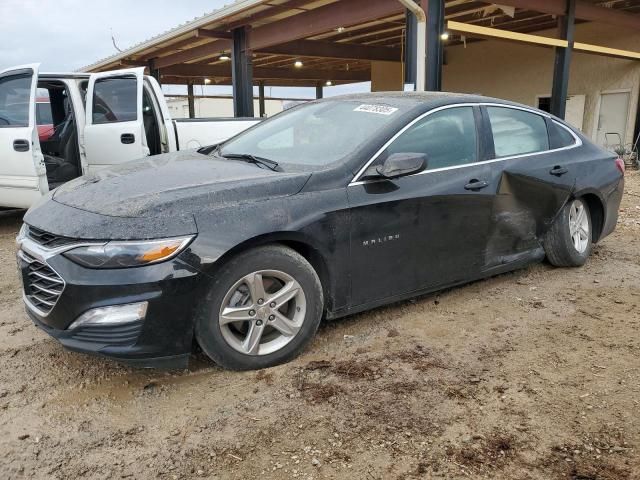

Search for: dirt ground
xmin=0 ymin=173 xmax=638 ymax=480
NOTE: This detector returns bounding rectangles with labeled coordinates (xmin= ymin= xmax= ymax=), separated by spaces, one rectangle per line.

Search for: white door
xmin=0 ymin=64 xmax=48 ymax=208
xmin=84 ymin=68 xmax=148 ymax=171
xmin=594 ymin=91 xmax=631 ymax=150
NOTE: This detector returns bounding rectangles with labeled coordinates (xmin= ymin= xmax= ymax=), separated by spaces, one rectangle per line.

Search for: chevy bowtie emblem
xmin=362 ymin=234 xmax=400 ymax=247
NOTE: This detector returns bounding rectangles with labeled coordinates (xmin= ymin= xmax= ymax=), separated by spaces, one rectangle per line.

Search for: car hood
xmin=52 ymin=150 xmax=311 ymax=218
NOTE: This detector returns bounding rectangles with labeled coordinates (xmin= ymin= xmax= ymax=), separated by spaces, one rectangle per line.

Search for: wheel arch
xmin=206 ymin=231 xmax=334 ymax=313
xmin=574 ymin=190 xmax=606 ymax=243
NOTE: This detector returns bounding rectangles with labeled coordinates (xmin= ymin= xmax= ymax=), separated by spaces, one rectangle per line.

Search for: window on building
xmin=384 ymin=107 xmax=478 ymax=170
xmin=487 ymin=107 xmax=549 ymax=158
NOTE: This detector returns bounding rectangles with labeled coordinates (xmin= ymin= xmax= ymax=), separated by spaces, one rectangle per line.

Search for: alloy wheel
xmin=568 ymin=199 xmax=590 ymax=254
xmin=218 ymin=270 xmax=307 ymax=356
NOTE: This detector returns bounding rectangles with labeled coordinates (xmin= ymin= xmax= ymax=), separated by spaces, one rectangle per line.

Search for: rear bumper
xmin=599 ymin=176 xmax=624 ymax=241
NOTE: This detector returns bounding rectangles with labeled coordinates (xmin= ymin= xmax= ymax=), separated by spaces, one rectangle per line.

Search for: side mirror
xmin=374 ymin=152 xmax=427 ymax=179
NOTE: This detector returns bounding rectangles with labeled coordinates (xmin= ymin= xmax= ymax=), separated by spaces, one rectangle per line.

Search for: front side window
xmin=383 ymin=106 xmax=478 ymax=170
xmin=487 ymin=107 xmax=549 ymax=157
xmin=92 ymin=76 xmax=137 ymax=124
xmin=0 ymin=73 xmax=32 ymax=127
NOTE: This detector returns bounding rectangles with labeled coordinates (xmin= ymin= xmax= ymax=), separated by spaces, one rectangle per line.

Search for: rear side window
xmin=36 ymin=102 xmax=53 ymax=125
xmin=487 ymin=107 xmax=549 ymax=158
xmin=548 ymin=120 xmax=577 ymax=149
xmin=385 ymin=106 xmax=478 ymax=170
xmin=0 ymin=74 xmax=32 ymax=127
xmin=92 ymin=76 xmax=137 ymax=124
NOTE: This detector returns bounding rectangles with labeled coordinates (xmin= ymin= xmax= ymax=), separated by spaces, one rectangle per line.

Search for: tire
xmin=195 ymin=244 xmax=323 ymax=370
xmin=543 ymin=198 xmax=593 ymax=267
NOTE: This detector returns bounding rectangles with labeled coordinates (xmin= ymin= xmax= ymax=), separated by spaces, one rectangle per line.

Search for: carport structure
xmin=83 ymin=0 xmax=640 ymax=122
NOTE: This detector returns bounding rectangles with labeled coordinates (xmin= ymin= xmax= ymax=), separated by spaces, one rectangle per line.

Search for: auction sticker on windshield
xmin=354 ymin=104 xmax=399 ymax=115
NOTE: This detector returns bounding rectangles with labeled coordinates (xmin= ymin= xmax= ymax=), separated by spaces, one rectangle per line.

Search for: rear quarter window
xmin=548 ymin=120 xmax=577 ymax=149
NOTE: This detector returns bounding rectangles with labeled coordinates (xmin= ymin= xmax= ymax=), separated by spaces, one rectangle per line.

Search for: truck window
xmin=0 ymin=74 xmax=32 ymax=127
xmin=92 ymin=76 xmax=137 ymax=124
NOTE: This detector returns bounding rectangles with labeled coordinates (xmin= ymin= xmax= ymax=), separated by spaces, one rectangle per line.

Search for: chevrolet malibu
xmin=16 ymin=93 xmax=624 ymax=370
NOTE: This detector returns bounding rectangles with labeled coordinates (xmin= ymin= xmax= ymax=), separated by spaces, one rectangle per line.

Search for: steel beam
xmin=259 ymin=40 xmax=401 ymax=62
xmin=550 ymin=0 xmax=576 ymax=119
xmin=425 ymin=0 xmax=445 ymax=91
xmin=147 ymin=59 xmax=161 ymax=84
xmin=232 ymin=26 xmax=254 ymax=118
xmin=187 ymin=81 xmax=195 ymax=118
xmin=258 ymin=81 xmax=266 ymax=117
xmin=485 ymin=0 xmax=640 ymax=30
xmin=161 ymin=64 xmax=370 ymax=82
xmin=404 ymin=8 xmax=417 ymax=87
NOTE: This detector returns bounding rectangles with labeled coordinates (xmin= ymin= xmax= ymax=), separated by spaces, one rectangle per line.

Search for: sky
xmin=0 ymin=0 xmax=366 ymax=99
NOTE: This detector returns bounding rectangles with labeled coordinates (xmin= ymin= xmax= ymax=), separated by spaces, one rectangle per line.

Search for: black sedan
xmin=17 ymin=93 xmax=624 ymax=370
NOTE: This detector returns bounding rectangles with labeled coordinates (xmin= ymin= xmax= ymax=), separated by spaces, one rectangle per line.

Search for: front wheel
xmin=195 ymin=245 xmax=323 ymax=370
xmin=543 ymin=198 xmax=592 ymax=267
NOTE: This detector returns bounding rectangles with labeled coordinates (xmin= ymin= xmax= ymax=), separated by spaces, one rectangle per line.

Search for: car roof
xmin=327 ymin=91 xmax=534 ymax=112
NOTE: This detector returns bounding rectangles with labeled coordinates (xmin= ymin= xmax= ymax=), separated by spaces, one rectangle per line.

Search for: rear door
xmin=84 ymin=68 xmax=148 ymax=170
xmin=0 ymin=64 xmax=48 ymax=208
xmin=481 ymin=105 xmax=578 ymax=267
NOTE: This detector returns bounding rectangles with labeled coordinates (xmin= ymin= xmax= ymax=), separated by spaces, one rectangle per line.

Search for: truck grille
xmin=21 ymin=251 xmax=65 ymax=315
xmin=27 ymin=226 xmax=76 ymax=248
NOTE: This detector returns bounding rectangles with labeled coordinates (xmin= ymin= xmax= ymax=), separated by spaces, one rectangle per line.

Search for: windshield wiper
xmin=221 ymin=153 xmax=280 ymax=172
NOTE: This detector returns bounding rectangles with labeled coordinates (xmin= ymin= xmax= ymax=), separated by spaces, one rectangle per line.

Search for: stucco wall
xmin=443 ymin=22 xmax=640 ymax=144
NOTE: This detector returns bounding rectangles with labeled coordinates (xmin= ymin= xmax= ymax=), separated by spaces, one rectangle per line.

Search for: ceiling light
xmin=336 ymin=26 xmax=345 ymax=33
xmin=219 ymin=54 xmax=230 ymax=61
xmin=204 ymin=78 xmax=211 ymax=84
xmin=325 ymin=80 xmax=333 ymax=87
xmin=294 ymin=60 xmax=303 ymax=68
xmin=440 ymin=32 xmax=450 ymax=41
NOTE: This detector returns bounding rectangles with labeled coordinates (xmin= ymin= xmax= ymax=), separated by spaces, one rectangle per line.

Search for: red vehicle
xmin=36 ymin=97 xmax=54 ymax=142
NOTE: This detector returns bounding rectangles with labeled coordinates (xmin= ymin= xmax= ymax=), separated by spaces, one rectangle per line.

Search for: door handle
xmin=550 ymin=165 xmax=568 ymax=176
xmin=120 ymin=133 xmax=135 ymax=144
xmin=464 ymin=179 xmax=489 ymax=191
xmin=13 ymin=139 xmax=30 ymax=152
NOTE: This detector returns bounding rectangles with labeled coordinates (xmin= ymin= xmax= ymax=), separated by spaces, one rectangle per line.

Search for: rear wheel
xmin=195 ymin=245 xmax=323 ymax=370
xmin=543 ymin=198 xmax=592 ymax=267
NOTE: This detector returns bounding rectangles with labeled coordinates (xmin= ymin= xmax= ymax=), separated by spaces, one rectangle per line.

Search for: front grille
xmin=21 ymin=251 xmax=65 ymax=315
xmin=27 ymin=226 xmax=76 ymax=248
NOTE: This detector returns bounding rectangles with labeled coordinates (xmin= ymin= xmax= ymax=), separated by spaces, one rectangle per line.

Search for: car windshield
xmin=219 ymin=100 xmax=404 ymax=168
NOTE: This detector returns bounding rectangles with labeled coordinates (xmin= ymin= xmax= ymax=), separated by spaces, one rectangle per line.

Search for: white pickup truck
xmin=0 ymin=64 xmax=260 ymax=209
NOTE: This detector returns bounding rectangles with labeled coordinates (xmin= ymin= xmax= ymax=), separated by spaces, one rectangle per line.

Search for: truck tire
xmin=195 ymin=244 xmax=323 ymax=370
xmin=543 ymin=198 xmax=593 ymax=267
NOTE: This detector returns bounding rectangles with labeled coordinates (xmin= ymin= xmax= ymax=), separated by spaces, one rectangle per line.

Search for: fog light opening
xmin=68 ymin=302 xmax=148 ymax=330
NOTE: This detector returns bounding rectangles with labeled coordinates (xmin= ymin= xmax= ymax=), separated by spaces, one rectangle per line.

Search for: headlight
xmin=63 ymin=236 xmax=194 ymax=269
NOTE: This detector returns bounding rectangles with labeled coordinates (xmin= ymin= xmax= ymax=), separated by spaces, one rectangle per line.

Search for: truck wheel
xmin=195 ymin=245 xmax=323 ymax=370
xmin=543 ymin=198 xmax=592 ymax=267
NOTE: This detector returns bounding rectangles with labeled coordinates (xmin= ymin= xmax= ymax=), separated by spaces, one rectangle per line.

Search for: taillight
xmin=614 ymin=157 xmax=625 ymax=175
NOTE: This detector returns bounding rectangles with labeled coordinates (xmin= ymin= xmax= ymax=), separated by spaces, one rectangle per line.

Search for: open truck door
xmin=0 ymin=64 xmax=48 ymax=209
xmin=84 ymin=68 xmax=148 ymax=171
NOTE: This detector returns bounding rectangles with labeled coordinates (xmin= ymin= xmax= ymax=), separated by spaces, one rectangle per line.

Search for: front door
xmin=594 ymin=91 xmax=631 ymax=150
xmin=84 ymin=68 xmax=148 ymax=171
xmin=348 ymin=105 xmax=494 ymax=306
xmin=0 ymin=64 xmax=48 ymax=208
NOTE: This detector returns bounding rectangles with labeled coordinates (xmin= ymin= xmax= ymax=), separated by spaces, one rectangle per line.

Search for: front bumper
xmin=17 ymin=235 xmax=205 ymax=369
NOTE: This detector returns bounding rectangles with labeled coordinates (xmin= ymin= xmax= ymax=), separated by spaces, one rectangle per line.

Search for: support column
xmin=315 ymin=81 xmax=323 ymax=100
xmin=425 ymin=0 xmax=444 ymax=91
xmin=147 ymin=59 xmax=161 ymax=84
xmin=404 ymin=8 xmax=417 ymax=88
xmin=550 ymin=0 xmax=576 ymax=119
xmin=258 ymin=81 xmax=266 ymax=117
xmin=187 ymin=81 xmax=195 ymax=119
xmin=232 ymin=26 xmax=254 ymax=118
